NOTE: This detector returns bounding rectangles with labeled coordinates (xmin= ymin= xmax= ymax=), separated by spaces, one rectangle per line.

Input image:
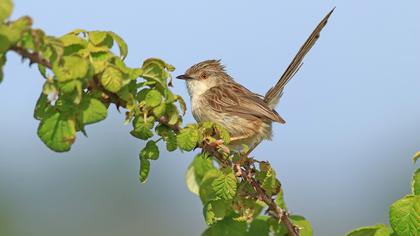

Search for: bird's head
xmin=177 ymin=59 xmax=230 ymax=98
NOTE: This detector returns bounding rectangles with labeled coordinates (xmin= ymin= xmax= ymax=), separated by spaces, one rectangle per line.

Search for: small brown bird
xmin=177 ymin=9 xmax=334 ymax=150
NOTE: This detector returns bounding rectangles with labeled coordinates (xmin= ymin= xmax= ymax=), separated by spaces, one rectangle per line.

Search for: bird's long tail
xmin=264 ymin=8 xmax=335 ymax=109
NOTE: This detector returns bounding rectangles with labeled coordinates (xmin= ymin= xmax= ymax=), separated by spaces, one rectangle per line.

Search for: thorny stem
xmin=11 ymin=45 xmax=300 ymax=236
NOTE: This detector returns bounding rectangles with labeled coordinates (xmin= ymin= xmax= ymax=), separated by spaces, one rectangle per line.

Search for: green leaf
xmin=212 ymin=169 xmax=237 ymax=200
xmin=0 ymin=0 xmax=13 ymax=22
xmin=145 ymin=90 xmax=162 ymax=107
xmin=202 ymin=217 xmax=247 ymax=236
xmin=53 ymin=56 xmax=89 ymax=81
xmin=100 ymin=66 xmax=123 ymax=93
xmin=413 ymin=169 xmax=420 ymax=195
xmin=389 ymin=194 xmax=420 ymax=236
xmin=89 ymin=31 xmax=108 ymax=45
xmin=139 ymin=156 xmax=150 ymax=183
xmin=0 ymin=32 xmax=11 ymax=54
xmin=185 ymin=154 xmax=215 ymax=195
xmin=107 ymin=31 xmax=128 ymax=60
xmin=177 ymin=125 xmax=199 ymax=151
xmin=413 ymin=152 xmax=420 ymax=164
xmin=155 ymin=124 xmax=177 ymax=151
xmin=199 ymin=169 xmax=221 ymax=203
xmin=34 ymin=93 xmax=53 ymax=120
xmin=152 ymin=103 xmax=166 ymax=118
xmin=186 ymin=163 xmax=200 ymax=195
xmin=130 ymin=116 xmax=154 ymax=140
xmin=142 ymin=58 xmax=167 ymax=84
xmin=214 ymin=123 xmax=230 ymax=144
xmin=290 ymin=215 xmax=313 ymax=236
xmin=59 ymin=34 xmax=86 ymax=55
xmin=176 ymin=96 xmax=187 ymax=115
xmin=140 ymin=140 xmax=159 ymax=160
xmin=60 ymin=34 xmax=86 ymax=47
xmin=247 ymin=216 xmax=270 ymax=236
xmin=80 ymin=96 xmax=107 ymax=125
xmin=37 ymin=112 xmax=76 ymax=152
xmin=165 ymin=103 xmax=179 ymax=125
xmin=165 ymin=132 xmax=177 ymax=152
xmin=275 ymin=189 xmax=287 ymax=211
xmin=261 ymin=169 xmax=280 ymax=196
xmin=346 ymin=224 xmax=394 ymax=236
xmin=203 ymin=200 xmax=228 ymax=225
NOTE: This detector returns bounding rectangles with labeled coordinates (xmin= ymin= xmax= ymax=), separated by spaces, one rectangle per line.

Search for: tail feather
xmin=264 ymin=8 xmax=335 ymax=109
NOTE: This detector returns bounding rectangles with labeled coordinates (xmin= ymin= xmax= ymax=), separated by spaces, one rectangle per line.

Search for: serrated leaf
xmin=290 ymin=215 xmax=313 ymax=236
xmin=100 ymin=66 xmax=123 ymax=93
xmin=130 ymin=116 xmax=154 ymax=140
xmin=165 ymin=103 xmax=179 ymax=125
xmin=37 ymin=112 xmax=76 ymax=152
xmin=155 ymin=124 xmax=177 ymax=151
xmin=145 ymin=90 xmax=162 ymax=107
xmin=140 ymin=140 xmax=159 ymax=160
xmin=199 ymin=169 xmax=221 ymax=203
xmin=80 ymin=96 xmax=107 ymax=125
xmin=53 ymin=56 xmax=89 ymax=81
xmin=42 ymin=80 xmax=54 ymax=92
xmin=142 ymin=58 xmax=166 ymax=84
xmin=185 ymin=154 xmax=215 ymax=195
xmin=152 ymin=103 xmax=166 ymax=118
xmin=165 ymin=132 xmax=177 ymax=152
xmin=60 ymin=34 xmax=86 ymax=47
xmin=176 ymin=96 xmax=187 ymax=115
xmin=0 ymin=33 xmax=11 ymax=54
xmin=0 ymin=0 xmax=13 ymax=22
xmin=413 ymin=152 xmax=420 ymax=164
xmin=202 ymin=217 xmax=247 ymax=236
xmin=139 ymin=156 xmax=150 ymax=183
xmin=212 ymin=170 xmax=237 ymax=200
xmin=107 ymin=31 xmax=127 ymax=60
xmin=389 ymin=194 xmax=420 ymax=236
xmin=413 ymin=169 xmax=420 ymax=195
xmin=59 ymin=34 xmax=86 ymax=55
xmin=177 ymin=126 xmax=199 ymax=151
xmin=214 ymin=123 xmax=230 ymax=144
xmin=247 ymin=217 xmax=270 ymax=236
xmin=257 ymin=163 xmax=280 ymax=197
xmin=136 ymin=88 xmax=150 ymax=101
xmin=203 ymin=200 xmax=228 ymax=225
xmin=89 ymin=31 xmax=107 ymax=45
xmin=34 ymin=93 xmax=53 ymax=120
xmin=275 ymin=189 xmax=287 ymax=211
xmin=346 ymin=224 xmax=393 ymax=236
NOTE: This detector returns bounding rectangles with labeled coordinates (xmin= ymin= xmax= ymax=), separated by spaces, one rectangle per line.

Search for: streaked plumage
xmin=178 ymin=9 xmax=334 ymax=149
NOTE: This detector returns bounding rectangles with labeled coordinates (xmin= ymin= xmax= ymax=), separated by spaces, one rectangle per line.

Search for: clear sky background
xmin=1 ymin=0 xmax=419 ymax=235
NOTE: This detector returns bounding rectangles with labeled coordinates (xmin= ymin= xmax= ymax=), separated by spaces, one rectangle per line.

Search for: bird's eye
xmin=200 ymin=73 xmax=207 ymax=79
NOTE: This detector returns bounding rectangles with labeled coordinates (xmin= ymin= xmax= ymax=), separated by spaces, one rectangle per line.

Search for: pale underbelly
xmin=192 ymin=103 xmax=273 ymax=149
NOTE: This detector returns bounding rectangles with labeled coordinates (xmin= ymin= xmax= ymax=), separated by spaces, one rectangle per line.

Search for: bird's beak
xmin=176 ymin=74 xmax=193 ymax=80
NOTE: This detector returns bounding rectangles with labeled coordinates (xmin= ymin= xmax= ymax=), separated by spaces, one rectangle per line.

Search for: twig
xmin=11 ymin=46 xmax=52 ymax=68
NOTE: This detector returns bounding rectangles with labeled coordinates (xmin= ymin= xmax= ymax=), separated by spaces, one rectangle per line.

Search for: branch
xmin=205 ymin=142 xmax=300 ymax=236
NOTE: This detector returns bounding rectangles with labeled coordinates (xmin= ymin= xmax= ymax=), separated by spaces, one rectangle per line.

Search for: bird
xmin=176 ymin=9 xmax=334 ymax=150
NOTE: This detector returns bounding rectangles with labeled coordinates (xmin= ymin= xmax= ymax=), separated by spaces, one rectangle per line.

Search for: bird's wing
xmin=204 ymin=84 xmax=285 ymax=123
xmin=264 ymin=8 xmax=335 ymax=109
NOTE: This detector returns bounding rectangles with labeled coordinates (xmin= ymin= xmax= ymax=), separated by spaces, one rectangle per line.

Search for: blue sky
xmin=1 ymin=1 xmax=419 ymax=235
